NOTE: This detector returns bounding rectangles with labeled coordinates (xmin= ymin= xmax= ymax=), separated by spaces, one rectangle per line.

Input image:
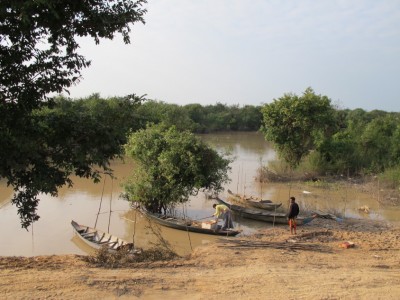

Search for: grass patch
xmin=378 ymin=166 xmax=400 ymax=190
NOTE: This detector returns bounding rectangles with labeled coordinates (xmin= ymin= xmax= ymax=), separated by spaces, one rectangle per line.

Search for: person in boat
xmin=212 ymin=203 xmax=234 ymax=230
xmin=287 ymin=196 xmax=300 ymax=234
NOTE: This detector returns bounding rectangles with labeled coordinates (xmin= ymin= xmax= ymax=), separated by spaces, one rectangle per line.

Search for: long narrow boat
xmin=227 ymin=189 xmax=282 ymax=211
xmin=141 ymin=210 xmax=241 ymax=236
xmin=216 ymin=197 xmax=314 ymax=225
xmin=247 ymin=200 xmax=282 ymax=210
xmin=71 ymin=220 xmax=140 ymax=254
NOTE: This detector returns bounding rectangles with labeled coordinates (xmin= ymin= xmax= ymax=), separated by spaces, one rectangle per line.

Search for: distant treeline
xmin=58 ymin=94 xmax=263 ymax=132
xmin=134 ymin=99 xmax=263 ymax=133
xmin=57 ymin=93 xmax=400 ymax=184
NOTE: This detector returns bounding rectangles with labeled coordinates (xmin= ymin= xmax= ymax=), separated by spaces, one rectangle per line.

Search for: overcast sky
xmin=68 ymin=0 xmax=400 ymax=112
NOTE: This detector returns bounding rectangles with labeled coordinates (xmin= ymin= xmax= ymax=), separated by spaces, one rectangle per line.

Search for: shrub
xmin=378 ymin=166 xmax=400 ymax=189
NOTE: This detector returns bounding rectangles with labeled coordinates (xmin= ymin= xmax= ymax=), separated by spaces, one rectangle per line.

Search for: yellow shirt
xmin=213 ymin=204 xmax=229 ymax=217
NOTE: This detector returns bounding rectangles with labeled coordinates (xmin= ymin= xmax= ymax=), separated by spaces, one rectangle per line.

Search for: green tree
xmin=183 ymin=103 xmax=207 ymax=133
xmin=391 ymin=123 xmax=400 ymax=166
xmin=134 ymin=101 xmax=263 ymax=133
xmin=360 ymin=114 xmax=399 ymax=172
xmin=124 ymin=124 xmax=231 ymax=213
xmin=0 ymin=1 xmax=147 ymax=228
xmin=310 ymin=110 xmax=400 ymax=176
xmin=261 ymin=88 xmax=336 ymax=168
xmin=135 ymin=100 xmax=196 ymax=131
xmin=159 ymin=104 xmax=196 ymax=132
xmin=316 ymin=130 xmax=361 ymax=175
xmin=239 ymin=105 xmax=263 ymax=131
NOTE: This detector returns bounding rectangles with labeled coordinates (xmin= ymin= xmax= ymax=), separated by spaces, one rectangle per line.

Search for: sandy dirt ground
xmin=1 ymin=218 xmax=400 ymax=300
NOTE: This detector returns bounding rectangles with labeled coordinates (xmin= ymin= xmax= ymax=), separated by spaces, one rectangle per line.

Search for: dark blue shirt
xmin=288 ymin=202 xmax=299 ymax=219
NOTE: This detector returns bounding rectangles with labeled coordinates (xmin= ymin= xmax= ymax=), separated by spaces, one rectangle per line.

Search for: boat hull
xmin=217 ymin=197 xmax=308 ymax=225
xmin=71 ymin=220 xmax=138 ymax=253
xmin=227 ymin=189 xmax=282 ymax=211
xmin=142 ymin=210 xmax=241 ymax=236
xmin=246 ymin=200 xmax=282 ymax=210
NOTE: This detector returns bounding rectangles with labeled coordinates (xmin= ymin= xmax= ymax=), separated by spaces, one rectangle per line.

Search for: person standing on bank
xmin=287 ymin=196 xmax=300 ymax=234
xmin=212 ymin=203 xmax=233 ymax=230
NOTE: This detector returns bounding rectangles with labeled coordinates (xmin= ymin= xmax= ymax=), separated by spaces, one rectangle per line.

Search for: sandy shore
xmin=1 ymin=218 xmax=399 ymax=300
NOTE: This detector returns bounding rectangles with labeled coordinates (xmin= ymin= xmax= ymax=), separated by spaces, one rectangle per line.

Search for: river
xmin=0 ymin=132 xmax=398 ymax=257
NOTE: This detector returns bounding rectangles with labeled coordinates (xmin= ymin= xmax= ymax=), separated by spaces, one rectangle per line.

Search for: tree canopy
xmin=134 ymin=100 xmax=263 ymax=133
xmin=0 ymin=1 xmax=147 ymax=228
xmin=124 ymin=124 xmax=231 ymax=213
xmin=261 ymin=88 xmax=336 ymax=168
xmin=261 ymin=88 xmax=400 ymax=182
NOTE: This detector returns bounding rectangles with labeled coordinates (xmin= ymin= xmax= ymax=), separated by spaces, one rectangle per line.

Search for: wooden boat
xmin=141 ymin=210 xmax=241 ymax=236
xmin=227 ymin=189 xmax=282 ymax=211
xmin=248 ymin=200 xmax=282 ymax=210
xmin=216 ymin=197 xmax=314 ymax=225
xmin=71 ymin=220 xmax=140 ymax=254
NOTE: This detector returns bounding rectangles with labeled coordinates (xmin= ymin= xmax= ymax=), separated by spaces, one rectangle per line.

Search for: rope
xmin=94 ymin=175 xmax=107 ymax=228
xmin=193 ymin=215 xmax=214 ymax=221
xmin=272 ymin=201 xmax=277 ymax=229
xmin=284 ymin=170 xmax=294 ymax=232
xmin=107 ymin=177 xmax=113 ymax=233
xmin=182 ymin=204 xmax=193 ymax=251
xmin=0 ymin=200 xmax=10 ymax=209
xmin=236 ymin=164 xmax=240 ymax=193
xmin=95 ymin=209 xmax=125 ymax=215
xmin=132 ymin=204 xmax=138 ymax=246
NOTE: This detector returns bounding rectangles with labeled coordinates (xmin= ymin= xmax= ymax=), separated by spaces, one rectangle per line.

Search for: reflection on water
xmin=121 ymin=209 xmax=218 ymax=256
xmin=0 ymin=132 xmax=398 ymax=257
xmin=70 ymin=235 xmax=97 ymax=255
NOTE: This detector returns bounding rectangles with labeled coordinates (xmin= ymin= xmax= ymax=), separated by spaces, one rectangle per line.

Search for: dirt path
xmin=1 ymin=219 xmax=400 ymax=299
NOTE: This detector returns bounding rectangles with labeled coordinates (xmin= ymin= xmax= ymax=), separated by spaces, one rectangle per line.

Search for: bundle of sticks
xmin=218 ymin=239 xmax=332 ymax=253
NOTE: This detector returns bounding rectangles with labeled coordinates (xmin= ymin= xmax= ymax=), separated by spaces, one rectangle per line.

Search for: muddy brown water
xmin=0 ymin=132 xmax=398 ymax=256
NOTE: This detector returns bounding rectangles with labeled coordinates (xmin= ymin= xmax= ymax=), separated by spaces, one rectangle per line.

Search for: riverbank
xmin=2 ymin=218 xmax=399 ymax=299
